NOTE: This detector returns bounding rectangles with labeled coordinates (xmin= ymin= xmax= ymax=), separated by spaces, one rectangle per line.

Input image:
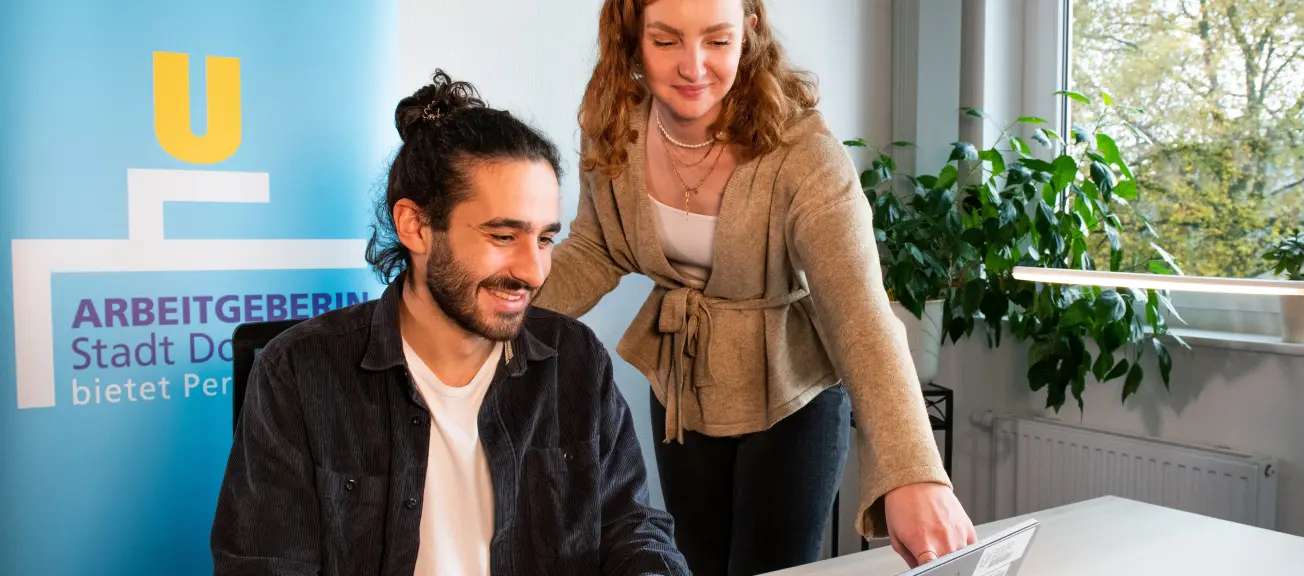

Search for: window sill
xmin=1165 ymin=328 xmax=1304 ymax=357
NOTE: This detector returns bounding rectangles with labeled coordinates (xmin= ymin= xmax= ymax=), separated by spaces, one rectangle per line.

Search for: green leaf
xmin=981 ymin=291 xmax=1009 ymax=322
xmin=949 ymin=141 xmax=980 ymax=162
xmin=979 ymin=149 xmax=1006 ymax=179
xmin=1029 ymin=359 xmax=1057 ymax=392
xmin=987 ymin=244 xmax=1015 ymax=274
xmin=1046 ymin=376 xmax=1068 ymax=411
xmin=962 ymin=228 xmax=987 ymax=248
xmin=1105 ymin=358 xmax=1130 ymax=381
xmin=936 ymin=164 xmax=959 ymax=191
xmin=948 ymin=316 xmax=968 ymax=342
xmin=1104 ymin=221 xmax=1121 ymax=251
xmin=1051 ymin=156 xmax=1078 ymax=191
xmin=1157 ymin=291 xmax=1186 ymax=324
xmin=1091 ymin=161 xmax=1117 ymax=201
xmin=984 ymin=183 xmax=1002 ymax=207
xmin=1110 ymin=249 xmax=1123 ymax=272
xmin=1171 ymin=331 xmax=1191 ymax=350
xmin=1035 ymin=201 xmax=1058 ymax=235
xmin=1072 ymin=236 xmax=1089 ymax=268
xmin=843 ymin=138 xmax=868 ymax=147
xmin=1018 ymin=116 xmax=1049 ymax=125
xmin=1071 ymin=124 xmax=1091 ymax=144
xmin=1092 ymin=349 xmax=1115 ymax=381
xmin=1148 ymin=259 xmax=1174 ymax=275
xmin=999 ymin=200 xmax=1018 ymax=228
xmin=1151 ymin=243 xmax=1184 ymax=275
xmin=1096 ymin=133 xmax=1134 ymax=180
xmin=960 ymin=107 xmax=991 ymax=120
xmin=964 ymin=279 xmax=987 ymax=314
xmin=1020 ymin=158 xmax=1056 ymax=174
xmin=861 ymin=169 xmax=880 ymax=190
xmin=1073 ymin=369 xmax=1087 ymax=412
xmin=923 ymin=251 xmax=949 ymax=275
xmin=1122 ymin=363 xmax=1144 ymax=402
xmin=1102 ymin=92 xmax=1114 ymax=106
xmin=874 ymin=228 xmax=887 ymax=242
xmin=907 ymin=243 xmax=926 ymax=264
xmin=1043 ymin=129 xmax=1063 ymax=144
xmin=1072 ymin=190 xmax=1099 ymax=229
xmin=1082 ymin=181 xmax=1100 ymax=201
xmin=1055 ymin=90 xmax=1092 ymax=105
xmin=1007 ymin=165 xmax=1031 ymax=185
xmin=1062 ymin=298 xmax=1094 ymax=327
xmin=1031 ymin=129 xmax=1052 ymax=148
xmin=1146 ymin=289 xmax=1160 ymax=326
xmin=917 ymin=174 xmax=938 ymax=189
xmin=1095 ymin=290 xmax=1126 ymax=324
xmin=1040 ymin=181 xmax=1059 ymax=205
xmin=1029 ymin=340 xmax=1055 ymax=367
xmin=1114 ymin=181 xmax=1137 ymax=200
xmin=877 ymin=163 xmax=893 ymax=184
xmin=1100 ymin=315 xmax=1128 ymax=353
xmin=1010 ymin=136 xmax=1031 ymax=157
xmin=1086 ymin=151 xmax=1107 ymax=164
xmin=1154 ymin=338 xmax=1172 ymax=390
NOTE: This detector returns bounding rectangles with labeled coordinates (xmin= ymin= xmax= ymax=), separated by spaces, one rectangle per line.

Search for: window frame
xmin=1032 ymin=0 xmax=1290 ymax=339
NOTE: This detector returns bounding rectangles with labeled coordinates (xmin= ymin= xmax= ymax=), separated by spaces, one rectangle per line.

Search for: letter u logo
xmin=153 ymin=52 xmax=241 ymax=164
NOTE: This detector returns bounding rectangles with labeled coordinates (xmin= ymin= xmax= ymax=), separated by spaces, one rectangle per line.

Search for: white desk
xmin=770 ymin=496 xmax=1304 ymax=575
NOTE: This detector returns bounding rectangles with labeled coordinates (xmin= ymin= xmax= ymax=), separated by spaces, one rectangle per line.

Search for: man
xmin=211 ymin=70 xmax=688 ymax=576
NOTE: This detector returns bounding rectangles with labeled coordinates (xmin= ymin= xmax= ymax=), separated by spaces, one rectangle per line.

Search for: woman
xmin=532 ymin=0 xmax=976 ymax=573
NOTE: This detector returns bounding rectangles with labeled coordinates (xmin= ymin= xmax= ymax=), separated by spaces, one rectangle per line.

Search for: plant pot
xmin=891 ymin=299 xmax=945 ymax=385
xmin=1281 ymin=295 xmax=1304 ymax=344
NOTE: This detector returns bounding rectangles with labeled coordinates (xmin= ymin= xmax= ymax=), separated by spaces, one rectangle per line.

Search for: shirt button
xmin=411 ymin=416 xmax=423 ymax=425
xmin=563 ymin=452 xmax=574 ymax=462
xmin=404 ymin=498 xmax=418 ymax=510
xmin=345 ymin=479 xmax=356 ymax=491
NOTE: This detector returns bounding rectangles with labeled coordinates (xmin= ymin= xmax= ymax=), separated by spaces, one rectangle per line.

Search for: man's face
xmin=422 ymin=159 xmax=561 ymax=341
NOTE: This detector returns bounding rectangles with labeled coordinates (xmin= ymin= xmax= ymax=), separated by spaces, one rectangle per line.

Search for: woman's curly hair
xmin=578 ymin=0 xmax=819 ymax=179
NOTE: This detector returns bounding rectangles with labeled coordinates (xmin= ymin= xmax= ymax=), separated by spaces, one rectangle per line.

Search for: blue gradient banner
xmin=0 ymin=1 xmax=395 ymax=573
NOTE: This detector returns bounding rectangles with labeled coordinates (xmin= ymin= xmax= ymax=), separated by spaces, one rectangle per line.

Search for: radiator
xmin=992 ymin=415 xmax=1278 ymax=529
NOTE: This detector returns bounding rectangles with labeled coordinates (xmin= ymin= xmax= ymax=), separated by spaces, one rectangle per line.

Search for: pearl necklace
xmin=655 ymin=110 xmax=715 ymax=149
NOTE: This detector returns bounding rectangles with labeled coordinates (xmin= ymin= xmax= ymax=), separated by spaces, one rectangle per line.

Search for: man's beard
xmin=423 ymin=240 xmax=535 ymax=342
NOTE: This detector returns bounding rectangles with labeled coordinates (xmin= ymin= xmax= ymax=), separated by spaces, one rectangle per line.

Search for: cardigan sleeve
xmin=786 ymin=132 xmax=951 ymax=539
xmin=533 ymin=143 xmax=632 ymax=318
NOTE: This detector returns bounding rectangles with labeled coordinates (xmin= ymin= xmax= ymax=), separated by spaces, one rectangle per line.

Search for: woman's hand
xmin=884 ymin=482 xmax=977 ymax=568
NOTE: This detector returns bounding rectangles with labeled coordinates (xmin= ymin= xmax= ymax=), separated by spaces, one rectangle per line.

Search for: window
xmin=1069 ymin=0 xmax=1304 ymax=336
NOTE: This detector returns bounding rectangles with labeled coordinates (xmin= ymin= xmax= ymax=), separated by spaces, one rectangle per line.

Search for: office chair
xmin=231 ymin=319 xmax=304 ymax=433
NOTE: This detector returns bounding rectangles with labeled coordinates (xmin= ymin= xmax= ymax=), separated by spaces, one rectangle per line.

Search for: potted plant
xmin=849 ymin=91 xmax=1189 ymax=412
xmin=1263 ymin=231 xmax=1304 ymax=343
xmin=843 ymin=140 xmax=973 ymax=385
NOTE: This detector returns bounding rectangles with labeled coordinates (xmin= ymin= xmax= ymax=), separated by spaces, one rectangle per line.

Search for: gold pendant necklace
xmin=662 ymin=131 xmax=723 ymax=217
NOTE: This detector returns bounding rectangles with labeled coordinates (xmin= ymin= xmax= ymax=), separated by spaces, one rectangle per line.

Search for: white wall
xmin=398 ymin=0 xmax=892 ymax=512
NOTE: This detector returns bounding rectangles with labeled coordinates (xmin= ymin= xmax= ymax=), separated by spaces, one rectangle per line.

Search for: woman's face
xmin=639 ymin=0 xmax=750 ymax=124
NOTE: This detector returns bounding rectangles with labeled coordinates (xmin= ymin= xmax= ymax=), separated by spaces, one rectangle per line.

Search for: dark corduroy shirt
xmin=211 ymin=281 xmax=688 ymax=575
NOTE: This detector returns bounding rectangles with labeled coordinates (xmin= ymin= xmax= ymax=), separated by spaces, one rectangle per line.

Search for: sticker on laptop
xmin=973 ymin=529 xmax=1033 ymax=574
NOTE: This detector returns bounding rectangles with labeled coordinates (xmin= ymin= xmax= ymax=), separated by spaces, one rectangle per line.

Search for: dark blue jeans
xmin=651 ymin=385 xmax=851 ymax=576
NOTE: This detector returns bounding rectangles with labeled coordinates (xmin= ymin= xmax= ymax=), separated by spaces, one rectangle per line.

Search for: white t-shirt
xmin=403 ymin=339 xmax=502 ymax=576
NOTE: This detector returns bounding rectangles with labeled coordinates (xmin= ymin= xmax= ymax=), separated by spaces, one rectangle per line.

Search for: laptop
xmin=898 ymin=518 xmax=1040 ymax=576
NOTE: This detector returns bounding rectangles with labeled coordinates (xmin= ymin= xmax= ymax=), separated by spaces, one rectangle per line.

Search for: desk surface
xmin=770 ymin=496 xmax=1304 ymax=575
